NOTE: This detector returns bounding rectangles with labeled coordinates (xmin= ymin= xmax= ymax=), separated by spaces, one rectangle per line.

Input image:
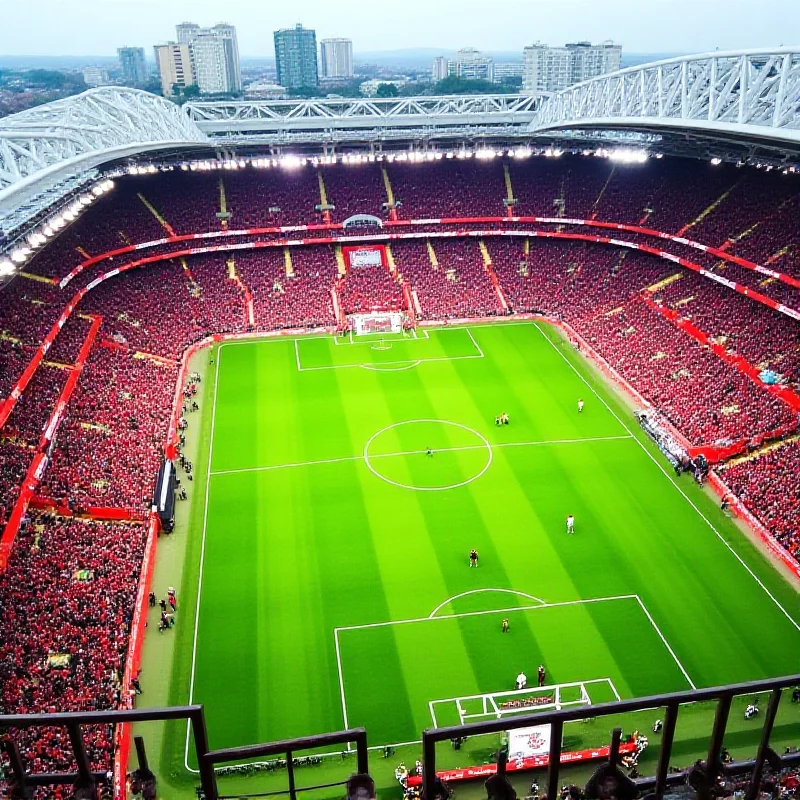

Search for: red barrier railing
xmin=0 ymin=296 xmax=81 ymax=429
xmin=9 ymin=228 xmax=798 ymax=471
xmin=0 ymin=314 xmax=101 ymax=569
xmin=57 ymin=215 xmax=800 ymax=294
xmin=706 ymin=471 xmax=800 ymax=580
xmin=642 ymin=294 xmax=800 ymax=412
xmin=114 ymin=511 xmax=160 ymax=800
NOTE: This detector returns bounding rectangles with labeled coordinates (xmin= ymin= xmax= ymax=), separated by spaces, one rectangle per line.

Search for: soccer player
xmin=501 ymin=618 xmax=509 ymax=634
xmin=516 ymin=671 xmax=527 ymax=690
xmin=566 ymin=514 xmax=575 ymax=535
xmin=469 ymin=548 xmax=479 ymax=568
xmin=538 ymin=665 xmax=546 ymax=687
xmin=578 ymin=399 xmax=584 ymax=413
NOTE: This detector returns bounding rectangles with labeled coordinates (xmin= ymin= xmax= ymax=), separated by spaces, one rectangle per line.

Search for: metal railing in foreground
xmin=0 ymin=704 xmax=368 ymax=800
xmin=422 ymin=674 xmax=800 ymax=800
xmin=1 ymin=676 xmax=798 ymax=799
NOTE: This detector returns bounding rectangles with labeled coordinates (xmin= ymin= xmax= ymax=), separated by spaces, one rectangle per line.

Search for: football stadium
xmin=0 ymin=48 xmax=799 ymax=800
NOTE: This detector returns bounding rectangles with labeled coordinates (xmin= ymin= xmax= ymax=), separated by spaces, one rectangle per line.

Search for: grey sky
xmin=0 ymin=0 xmax=797 ymax=58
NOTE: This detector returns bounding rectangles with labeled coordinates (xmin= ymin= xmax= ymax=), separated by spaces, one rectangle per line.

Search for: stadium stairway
xmin=590 ymin=165 xmax=617 ymax=220
xmin=381 ymin=166 xmax=399 ymax=220
xmin=426 ymin=240 xmax=439 ymax=268
xmin=137 ymin=192 xmax=176 ymax=237
xmin=226 ymin=257 xmax=255 ymax=328
xmin=503 ymin=163 xmax=516 ymax=218
xmin=218 ymin=177 xmax=229 ymax=229
xmin=317 ymin=171 xmax=333 ymax=224
xmin=677 ymin=182 xmax=739 ymax=237
xmin=479 ymin=240 xmax=509 ymax=311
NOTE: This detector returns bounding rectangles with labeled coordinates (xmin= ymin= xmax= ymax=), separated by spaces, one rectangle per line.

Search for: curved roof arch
xmin=529 ymin=48 xmax=800 ymax=146
xmin=0 ymin=87 xmax=208 ymax=216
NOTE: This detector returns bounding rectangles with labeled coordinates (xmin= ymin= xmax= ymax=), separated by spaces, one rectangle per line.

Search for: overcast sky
xmin=0 ymin=0 xmax=797 ymax=58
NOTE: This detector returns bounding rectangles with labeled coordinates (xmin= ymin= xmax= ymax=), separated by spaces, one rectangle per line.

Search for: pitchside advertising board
xmin=508 ymin=725 xmax=552 ymax=761
xmin=343 ymin=245 xmax=387 ymax=269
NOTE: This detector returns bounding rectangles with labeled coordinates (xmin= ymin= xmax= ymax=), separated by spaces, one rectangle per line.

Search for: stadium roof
xmin=1 ymin=48 xmax=799 ymax=239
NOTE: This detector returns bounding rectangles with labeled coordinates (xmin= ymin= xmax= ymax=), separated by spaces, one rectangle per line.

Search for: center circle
xmin=363 ymin=419 xmax=493 ymax=491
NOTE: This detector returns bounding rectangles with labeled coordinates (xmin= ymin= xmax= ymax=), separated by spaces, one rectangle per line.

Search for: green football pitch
xmin=177 ymin=320 xmax=800 ymax=769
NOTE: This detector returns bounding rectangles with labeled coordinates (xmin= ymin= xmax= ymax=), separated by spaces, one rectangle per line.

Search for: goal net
xmin=430 ymin=679 xmax=617 ymax=727
xmin=351 ymin=312 xmax=405 ymax=336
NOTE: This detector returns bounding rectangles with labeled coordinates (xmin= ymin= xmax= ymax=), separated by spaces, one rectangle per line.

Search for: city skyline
xmin=0 ymin=0 xmax=798 ymax=58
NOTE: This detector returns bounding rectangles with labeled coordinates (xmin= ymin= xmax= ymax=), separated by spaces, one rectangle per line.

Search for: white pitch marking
xmin=363 ymin=419 xmax=493 ymax=491
xmin=337 ymin=596 xmax=695 ymax=739
xmin=334 ymin=594 xmax=639 ymax=634
xmin=184 ymin=342 xmax=223 ymax=774
xmin=428 ymin=588 xmax=546 ymax=618
xmin=294 ymin=325 xmax=484 ymax=371
xmin=293 ymin=338 xmax=302 ymax=372
xmin=209 ymin=434 xmax=633 ymax=477
xmin=429 ymin=700 xmax=439 ymax=729
xmin=297 ymin=352 xmax=483 ymax=372
xmin=533 ymin=321 xmax=800 ymax=634
xmin=360 ymin=360 xmax=422 ymax=372
xmin=465 ymin=327 xmax=485 ymax=358
xmin=333 ymin=628 xmax=351 ymax=749
xmin=634 ymin=595 xmax=696 ymax=690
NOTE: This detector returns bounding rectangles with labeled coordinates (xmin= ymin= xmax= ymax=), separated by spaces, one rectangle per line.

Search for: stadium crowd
xmin=1 ymin=156 xmax=799 ymax=786
xmin=0 ymin=514 xmax=147 ymax=783
xmin=720 ymin=441 xmax=800 ymax=559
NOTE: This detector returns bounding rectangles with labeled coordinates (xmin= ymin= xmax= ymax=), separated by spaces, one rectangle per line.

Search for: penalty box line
xmin=209 ymin=434 xmax=634 ymax=477
xmin=295 ymin=327 xmax=482 ymax=371
xmin=333 ymin=594 xmax=696 ymax=738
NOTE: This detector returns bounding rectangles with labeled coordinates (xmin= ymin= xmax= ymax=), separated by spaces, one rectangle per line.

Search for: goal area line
xmin=294 ymin=326 xmax=484 ymax=371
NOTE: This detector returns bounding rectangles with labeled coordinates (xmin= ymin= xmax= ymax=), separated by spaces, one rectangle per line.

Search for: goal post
xmin=430 ymin=679 xmax=617 ymax=727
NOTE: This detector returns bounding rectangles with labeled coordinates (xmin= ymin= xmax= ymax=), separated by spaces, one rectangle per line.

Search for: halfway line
xmin=210 ymin=434 xmax=633 ymax=476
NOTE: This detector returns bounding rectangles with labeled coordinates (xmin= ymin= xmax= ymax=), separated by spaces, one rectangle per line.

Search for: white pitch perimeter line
xmin=209 ymin=434 xmax=633 ymax=477
xmin=184 ymin=342 xmax=223 ymax=774
xmin=533 ymin=321 xmax=800 ymax=634
xmin=333 ymin=628 xmax=351 ymax=751
xmin=634 ymin=595 xmax=696 ymax=690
